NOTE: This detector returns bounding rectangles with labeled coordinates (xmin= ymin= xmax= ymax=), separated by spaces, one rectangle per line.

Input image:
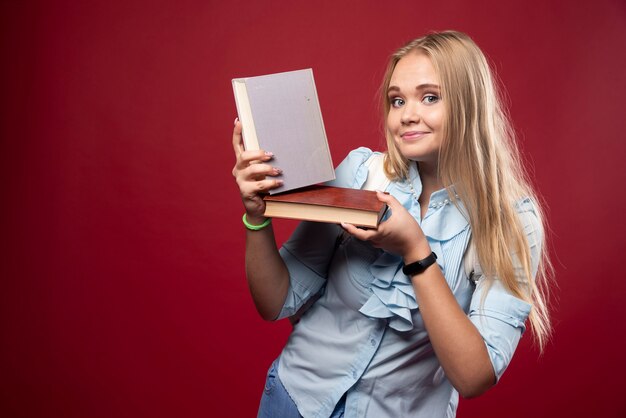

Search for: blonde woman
xmin=232 ymin=30 xmax=552 ymax=418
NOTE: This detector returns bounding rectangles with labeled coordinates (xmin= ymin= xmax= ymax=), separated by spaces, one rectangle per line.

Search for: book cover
xmin=263 ymin=185 xmax=388 ymax=228
xmin=232 ymin=69 xmax=335 ymax=194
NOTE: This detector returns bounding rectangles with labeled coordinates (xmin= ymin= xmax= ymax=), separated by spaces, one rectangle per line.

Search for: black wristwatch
xmin=402 ymin=252 xmax=438 ymax=276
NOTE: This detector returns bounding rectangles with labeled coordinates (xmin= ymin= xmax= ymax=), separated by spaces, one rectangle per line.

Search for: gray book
xmin=232 ymin=69 xmax=335 ymax=194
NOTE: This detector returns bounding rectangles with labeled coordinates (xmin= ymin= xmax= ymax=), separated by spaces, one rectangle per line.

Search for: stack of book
xmin=232 ymin=69 xmax=386 ymax=228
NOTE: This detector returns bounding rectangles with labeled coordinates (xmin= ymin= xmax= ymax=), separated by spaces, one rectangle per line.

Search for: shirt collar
xmin=389 ymin=162 xmax=468 ymax=241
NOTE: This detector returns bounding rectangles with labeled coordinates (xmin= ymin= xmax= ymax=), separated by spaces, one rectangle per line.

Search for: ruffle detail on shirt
xmin=359 ymin=241 xmax=444 ymax=332
xmin=328 ymin=148 xmax=473 ymax=332
xmin=359 ymin=253 xmax=418 ymax=331
xmin=358 ymin=190 xmax=470 ymax=332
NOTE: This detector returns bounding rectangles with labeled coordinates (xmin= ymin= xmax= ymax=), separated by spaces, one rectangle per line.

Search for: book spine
xmin=232 ymin=79 xmax=259 ymax=150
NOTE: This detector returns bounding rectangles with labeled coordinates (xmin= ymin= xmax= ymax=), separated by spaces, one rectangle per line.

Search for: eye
xmin=422 ymin=94 xmax=440 ymax=105
xmin=390 ymin=97 xmax=405 ymax=108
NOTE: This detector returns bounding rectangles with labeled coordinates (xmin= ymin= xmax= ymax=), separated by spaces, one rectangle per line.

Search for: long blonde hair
xmin=381 ymin=31 xmax=552 ymax=350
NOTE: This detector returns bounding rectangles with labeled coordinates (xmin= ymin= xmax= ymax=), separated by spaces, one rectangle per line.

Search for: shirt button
xmin=370 ymin=339 xmax=376 ymax=346
xmin=352 ymin=370 xmax=357 ymax=379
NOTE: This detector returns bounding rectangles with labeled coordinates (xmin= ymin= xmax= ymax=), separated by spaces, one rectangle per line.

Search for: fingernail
xmin=234 ymin=117 xmax=239 ymax=125
xmin=274 ymin=168 xmax=283 ymax=174
xmin=276 ymin=179 xmax=284 ymax=185
xmin=264 ymin=151 xmax=274 ymax=157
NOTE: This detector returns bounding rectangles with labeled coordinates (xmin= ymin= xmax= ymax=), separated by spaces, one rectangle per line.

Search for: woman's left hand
xmin=341 ymin=191 xmax=431 ymax=262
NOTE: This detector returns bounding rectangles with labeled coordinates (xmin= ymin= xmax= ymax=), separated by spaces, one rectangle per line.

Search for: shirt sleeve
xmin=326 ymin=146 xmax=374 ymax=189
xmin=468 ymin=198 xmax=543 ymax=382
xmin=276 ymin=147 xmax=374 ymax=320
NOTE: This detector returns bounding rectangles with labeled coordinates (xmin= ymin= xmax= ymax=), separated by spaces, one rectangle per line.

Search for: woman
xmin=232 ymin=30 xmax=551 ymax=418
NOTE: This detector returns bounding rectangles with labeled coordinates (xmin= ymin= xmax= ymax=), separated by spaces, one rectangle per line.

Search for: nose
xmin=400 ymin=101 xmax=420 ymax=125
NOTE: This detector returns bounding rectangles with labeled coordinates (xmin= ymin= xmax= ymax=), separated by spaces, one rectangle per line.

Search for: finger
xmin=240 ymin=178 xmax=284 ymax=195
xmin=232 ymin=120 xmax=275 ymax=165
xmin=341 ymin=222 xmax=377 ymax=241
xmin=236 ymin=151 xmax=277 ymax=172
xmin=240 ymin=163 xmax=282 ymax=181
xmin=376 ymin=191 xmax=406 ymax=214
xmin=232 ymin=119 xmax=244 ymax=154
xmin=376 ymin=190 xmax=399 ymax=206
xmin=340 ymin=222 xmax=357 ymax=234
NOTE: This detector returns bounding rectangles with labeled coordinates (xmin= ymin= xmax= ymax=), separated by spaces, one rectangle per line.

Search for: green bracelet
xmin=242 ymin=213 xmax=272 ymax=231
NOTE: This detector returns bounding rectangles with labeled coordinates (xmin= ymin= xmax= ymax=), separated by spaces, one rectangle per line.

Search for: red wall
xmin=1 ymin=1 xmax=625 ymax=417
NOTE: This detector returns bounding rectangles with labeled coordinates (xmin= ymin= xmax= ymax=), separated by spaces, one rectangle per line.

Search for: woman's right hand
xmin=231 ymin=119 xmax=284 ymax=222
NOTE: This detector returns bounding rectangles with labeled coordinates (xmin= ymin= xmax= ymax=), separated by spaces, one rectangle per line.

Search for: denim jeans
xmin=257 ymin=358 xmax=346 ymax=418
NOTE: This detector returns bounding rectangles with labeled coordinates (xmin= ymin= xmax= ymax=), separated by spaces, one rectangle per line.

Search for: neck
xmin=415 ymin=161 xmax=443 ymax=218
xmin=416 ymin=161 xmax=443 ymax=192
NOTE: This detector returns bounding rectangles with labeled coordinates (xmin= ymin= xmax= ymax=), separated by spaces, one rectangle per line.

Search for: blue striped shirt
xmin=275 ymin=148 xmax=540 ymax=418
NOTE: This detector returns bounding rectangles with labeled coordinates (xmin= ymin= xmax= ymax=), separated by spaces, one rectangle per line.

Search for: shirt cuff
xmin=469 ymin=279 xmax=532 ymax=381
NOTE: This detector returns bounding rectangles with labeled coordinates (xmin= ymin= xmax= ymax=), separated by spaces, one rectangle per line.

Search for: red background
xmin=2 ymin=1 xmax=625 ymax=417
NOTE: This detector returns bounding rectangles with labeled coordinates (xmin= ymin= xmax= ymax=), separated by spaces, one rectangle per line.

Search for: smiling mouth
xmin=401 ymin=131 xmax=430 ymax=140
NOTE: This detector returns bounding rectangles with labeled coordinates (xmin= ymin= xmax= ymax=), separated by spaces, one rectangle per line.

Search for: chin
xmin=399 ymin=147 xmax=438 ymax=163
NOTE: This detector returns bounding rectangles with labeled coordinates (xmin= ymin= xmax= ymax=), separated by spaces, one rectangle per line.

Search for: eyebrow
xmin=387 ymin=83 xmax=440 ymax=94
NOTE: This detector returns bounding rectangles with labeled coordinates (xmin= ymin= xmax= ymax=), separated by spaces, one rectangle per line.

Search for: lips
xmin=401 ymin=131 xmax=430 ymax=140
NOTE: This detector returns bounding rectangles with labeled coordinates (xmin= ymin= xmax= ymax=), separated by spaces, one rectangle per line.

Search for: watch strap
xmin=402 ymin=252 xmax=438 ymax=276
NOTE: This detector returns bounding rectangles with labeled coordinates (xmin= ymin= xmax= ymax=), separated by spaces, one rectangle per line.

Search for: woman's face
xmin=386 ymin=52 xmax=444 ymax=167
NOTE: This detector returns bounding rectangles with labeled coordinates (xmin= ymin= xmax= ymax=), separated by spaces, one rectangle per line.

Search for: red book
xmin=263 ymin=185 xmax=388 ymax=228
